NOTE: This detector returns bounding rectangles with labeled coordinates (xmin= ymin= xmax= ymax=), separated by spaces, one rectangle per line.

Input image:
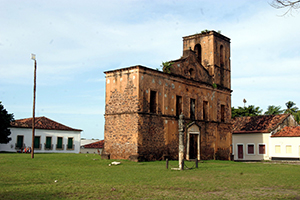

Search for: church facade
xmin=103 ymin=31 xmax=232 ymax=161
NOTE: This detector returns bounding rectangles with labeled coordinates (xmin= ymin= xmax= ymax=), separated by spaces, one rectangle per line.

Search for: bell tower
xmin=182 ymin=31 xmax=231 ymax=89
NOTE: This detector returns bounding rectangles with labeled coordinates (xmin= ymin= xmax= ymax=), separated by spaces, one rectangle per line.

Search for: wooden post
xmin=195 ymin=159 xmax=198 ymax=168
xmin=166 ymin=158 xmax=169 ymax=169
xmin=31 ymin=56 xmax=37 ymax=159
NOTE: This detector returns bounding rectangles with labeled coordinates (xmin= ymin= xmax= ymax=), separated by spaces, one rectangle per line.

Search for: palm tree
xmin=293 ymin=111 xmax=300 ymax=123
xmin=264 ymin=105 xmax=284 ymax=115
xmin=284 ymin=101 xmax=299 ymax=114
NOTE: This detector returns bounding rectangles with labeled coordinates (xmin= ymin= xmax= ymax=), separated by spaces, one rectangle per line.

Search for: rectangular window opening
xmin=57 ymin=137 xmax=63 ymax=149
xmin=203 ymin=101 xmax=208 ymax=120
xmin=45 ymin=136 xmax=52 ymax=149
xmin=16 ymin=135 xmax=24 ymax=149
xmin=221 ymin=105 xmax=225 ymax=122
xmin=150 ymin=90 xmax=157 ymax=113
xmin=34 ymin=136 xmax=41 ymax=149
xmin=286 ymin=145 xmax=292 ymax=154
xmin=67 ymin=138 xmax=74 ymax=150
xmin=247 ymin=144 xmax=254 ymax=155
xmin=176 ymin=95 xmax=182 ymax=117
xmin=190 ymin=98 xmax=195 ymax=120
xmin=259 ymin=144 xmax=265 ymax=154
xmin=275 ymin=145 xmax=281 ymax=154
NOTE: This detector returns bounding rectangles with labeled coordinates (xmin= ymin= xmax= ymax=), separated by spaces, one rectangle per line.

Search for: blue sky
xmin=1 ymin=0 xmax=299 ymax=139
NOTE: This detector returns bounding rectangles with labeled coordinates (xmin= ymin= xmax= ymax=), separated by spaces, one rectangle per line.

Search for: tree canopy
xmin=232 ymin=105 xmax=262 ymax=118
xmin=0 ymin=102 xmax=14 ymax=144
xmin=284 ymin=101 xmax=299 ymax=114
xmin=264 ymin=105 xmax=284 ymax=115
xmin=232 ymin=101 xmax=300 ymax=123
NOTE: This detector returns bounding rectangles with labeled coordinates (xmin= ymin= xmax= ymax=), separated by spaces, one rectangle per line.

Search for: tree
xmin=293 ymin=111 xmax=300 ymax=123
xmin=264 ymin=105 xmax=284 ymax=115
xmin=0 ymin=102 xmax=14 ymax=143
xmin=284 ymin=101 xmax=299 ymax=114
xmin=270 ymin=0 xmax=300 ymax=15
xmin=160 ymin=61 xmax=173 ymax=74
xmin=232 ymin=105 xmax=263 ymax=118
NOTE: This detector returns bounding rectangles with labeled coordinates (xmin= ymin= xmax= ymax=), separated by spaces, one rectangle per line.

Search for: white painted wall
xmin=232 ymin=132 xmax=271 ymax=161
xmin=270 ymin=137 xmax=300 ymax=159
xmin=80 ymin=148 xmax=103 ymax=154
xmin=0 ymin=127 xmax=81 ymax=153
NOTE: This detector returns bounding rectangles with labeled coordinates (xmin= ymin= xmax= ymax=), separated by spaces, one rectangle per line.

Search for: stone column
xmin=178 ymin=113 xmax=185 ymax=170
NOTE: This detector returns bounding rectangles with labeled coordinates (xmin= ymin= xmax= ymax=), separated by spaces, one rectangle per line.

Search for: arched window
xmin=194 ymin=44 xmax=202 ymax=64
xmin=220 ymin=45 xmax=224 ymax=67
xmin=189 ymin=68 xmax=195 ymax=79
xmin=220 ymin=45 xmax=225 ymax=86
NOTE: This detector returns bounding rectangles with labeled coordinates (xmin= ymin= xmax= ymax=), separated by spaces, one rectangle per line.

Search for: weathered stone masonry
xmin=104 ymin=31 xmax=232 ymax=161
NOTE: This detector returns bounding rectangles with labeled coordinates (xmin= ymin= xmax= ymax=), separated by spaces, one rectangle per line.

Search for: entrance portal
xmin=186 ymin=123 xmax=200 ymax=160
xmin=238 ymin=144 xmax=243 ymax=159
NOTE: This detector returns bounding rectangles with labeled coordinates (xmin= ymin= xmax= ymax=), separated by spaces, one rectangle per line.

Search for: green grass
xmin=1 ymin=153 xmax=300 ymax=199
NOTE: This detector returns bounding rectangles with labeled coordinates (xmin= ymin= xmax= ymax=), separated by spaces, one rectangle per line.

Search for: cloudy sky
xmin=1 ymin=0 xmax=299 ymax=139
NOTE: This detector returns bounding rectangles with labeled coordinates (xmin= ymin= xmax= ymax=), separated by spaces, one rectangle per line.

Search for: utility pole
xmin=31 ymin=54 xmax=37 ymax=159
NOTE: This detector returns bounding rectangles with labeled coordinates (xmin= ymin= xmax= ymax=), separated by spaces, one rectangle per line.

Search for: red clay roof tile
xmin=271 ymin=126 xmax=300 ymax=137
xmin=232 ymin=114 xmax=290 ymax=134
xmin=84 ymin=140 xmax=104 ymax=148
xmin=10 ymin=116 xmax=82 ymax=131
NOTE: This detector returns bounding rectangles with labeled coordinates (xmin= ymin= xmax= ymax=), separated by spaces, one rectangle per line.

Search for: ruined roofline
xmin=104 ymin=64 xmax=231 ymax=92
xmin=104 ymin=65 xmax=151 ymax=74
xmin=183 ymin=30 xmax=231 ymax=43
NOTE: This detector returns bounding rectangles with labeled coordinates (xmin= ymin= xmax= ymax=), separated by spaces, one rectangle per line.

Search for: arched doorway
xmin=186 ymin=122 xmax=201 ymax=160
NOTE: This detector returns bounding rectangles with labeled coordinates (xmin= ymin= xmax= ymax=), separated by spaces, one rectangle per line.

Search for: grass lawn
xmin=1 ymin=153 xmax=300 ymax=199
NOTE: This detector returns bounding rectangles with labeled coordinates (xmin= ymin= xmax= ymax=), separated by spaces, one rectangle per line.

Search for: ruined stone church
xmin=103 ymin=31 xmax=232 ymax=161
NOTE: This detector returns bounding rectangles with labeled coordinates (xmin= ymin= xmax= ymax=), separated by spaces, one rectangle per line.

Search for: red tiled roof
xmin=232 ymin=114 xmax=290 ymax=134
xmin=84 ymin=140 xmax=104 ymax=149
xmin=10 ymin=116 xmax=82 ymax=131
xmin=271 ymin=126 xmax=300 ymax=137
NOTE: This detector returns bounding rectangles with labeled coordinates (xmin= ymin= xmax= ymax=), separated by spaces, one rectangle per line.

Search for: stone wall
xmin=104 ymin=114 xmax=139 ymax=160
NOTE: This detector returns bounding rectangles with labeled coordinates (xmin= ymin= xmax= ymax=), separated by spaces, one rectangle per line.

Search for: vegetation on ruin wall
xmin=1 ymin=153 xmax=300 ymax=199
xmin=160 ymin=61 xmax=173 ymax=74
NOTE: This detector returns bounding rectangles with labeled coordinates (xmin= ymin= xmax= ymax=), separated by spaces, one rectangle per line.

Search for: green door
xmin=17 ymin=135 xmax=23 ymax=148
xmin=67 ymin=138 xmax=73 ymax=149
xmin=34 ymin=136 xmax=40 ymax=149
xmin=57 ymin=137 xmax=63 ymax=149
xmin=46 ymin=137 xmax=52 ymax=149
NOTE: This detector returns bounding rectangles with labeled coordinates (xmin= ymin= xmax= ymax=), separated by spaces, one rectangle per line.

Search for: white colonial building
xmin=270 ymin=126 xmax=300 ymax=160
xmin=0 ymin=116 xmax=82 ymax=153
xmin=232 ymin=114 xmax=298 ymax=161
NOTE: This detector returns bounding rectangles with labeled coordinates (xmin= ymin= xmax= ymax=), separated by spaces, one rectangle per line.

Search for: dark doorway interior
xmin=238 ymin=145 xmax=243 ymax=159
xmin=189 ymin=134 xmax=198 ymax=159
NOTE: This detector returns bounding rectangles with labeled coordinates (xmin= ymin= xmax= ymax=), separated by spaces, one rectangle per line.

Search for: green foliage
xmin=232 ymin=105 xmax=262 ymax=118
xmin=264 ymin=105 xmax=284 ymax=115
xmin=284 ymin=101 xmax=300 ymax=123
xmin=293 ymin=111 xmax=300 ymax=123
xmin=212 ymin=83 xmax=217 ymax=89
xmin=284 ymin=101 xmax=299 ymax=114
xmin=201 ymin=29 xmax=210 ymax=34
xmin=160 ymin=61 xmax=173 ymax=74
xmin=1 ymin=154 xmax=300 ymax=199
xmin=0 ymin=101 xmax=14 ymax=144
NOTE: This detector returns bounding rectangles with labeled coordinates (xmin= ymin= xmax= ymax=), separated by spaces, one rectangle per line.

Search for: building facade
xmin=104 ymin=31 xmax=232 ymax=161
xmin=270 ymin=126 xmax=300 ymax=160
xmin=232 ymin=114 xmax=298 ymax=161
xmin=0 ymin=117 xmax=82 ymax=153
